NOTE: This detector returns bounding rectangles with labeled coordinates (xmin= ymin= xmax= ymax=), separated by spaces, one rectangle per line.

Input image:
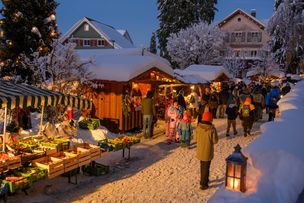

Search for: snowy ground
xmin=9 ymin=115 xmax=266 ymax=203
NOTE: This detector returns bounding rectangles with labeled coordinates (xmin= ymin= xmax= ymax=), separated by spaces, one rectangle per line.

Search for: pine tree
xmin=0 ymin=0 xmax=59 ymax=82
xmin=157 ymin=0 xmax=217 ymax=61
xmin=149 ymin=32 xmax=157 ymax=54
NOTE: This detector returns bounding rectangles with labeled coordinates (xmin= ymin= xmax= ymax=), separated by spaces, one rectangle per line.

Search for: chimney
xmin=250 ymin=9 xmax=256 ymax=18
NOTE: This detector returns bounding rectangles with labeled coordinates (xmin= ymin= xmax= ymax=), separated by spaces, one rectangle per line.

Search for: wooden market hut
xmin=79 ymin=48 xmax=178 ymax=132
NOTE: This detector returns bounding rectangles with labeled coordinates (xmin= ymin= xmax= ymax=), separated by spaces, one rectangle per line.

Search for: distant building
xmin=218 ymin=8 xmax=270 ymax=69
xmin=61 ymin=17 xmax=135 ymax=49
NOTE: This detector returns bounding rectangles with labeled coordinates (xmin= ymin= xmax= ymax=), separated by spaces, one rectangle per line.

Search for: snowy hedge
xmin=210 ymin=81 xmax=304 ymax=203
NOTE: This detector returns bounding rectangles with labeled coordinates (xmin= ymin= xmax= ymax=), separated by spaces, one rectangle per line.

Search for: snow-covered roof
xmin=174 ymin=64 xmax=231 ymax=83
xmin=287 ymin=74 xmax=302 ymax=81
xmin=269 ymin=69 xmax=285 ymax=78
xmin=77 ymin=48 xmax=174 ymax=82
xmin=60 ymin=17 xmax=134 ymax=49
xmin=246 ymin=69 xmax=259 ymax=78
xmin=218 ymin=8 xmax=266 ymax=29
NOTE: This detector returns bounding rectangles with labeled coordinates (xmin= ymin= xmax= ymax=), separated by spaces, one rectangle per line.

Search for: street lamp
xmin=225 ymin=144 xmax=248 ymax=192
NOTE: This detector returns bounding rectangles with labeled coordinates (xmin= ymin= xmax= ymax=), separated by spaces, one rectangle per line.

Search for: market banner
xmin=0 ymin=80 xmax=91 ymax=110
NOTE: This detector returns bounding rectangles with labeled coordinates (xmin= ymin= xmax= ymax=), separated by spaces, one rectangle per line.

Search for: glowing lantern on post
xmin=225 ymin=144 xmax=247 ymax=192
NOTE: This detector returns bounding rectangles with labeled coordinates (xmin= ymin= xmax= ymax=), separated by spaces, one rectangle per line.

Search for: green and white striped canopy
xmin=0 ymin=80 xmax=92 ymax=110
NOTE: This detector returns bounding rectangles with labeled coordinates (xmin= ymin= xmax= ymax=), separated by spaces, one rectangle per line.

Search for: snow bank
xmin=210 ymin=81 xmax=304 ymax=203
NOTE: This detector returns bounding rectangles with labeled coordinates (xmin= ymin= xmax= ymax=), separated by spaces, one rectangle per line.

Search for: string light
xmin=31 ymin=26 xmax=41 ymax=38
xmin=50 ymin=30 xmax=56 ymax=38
xmin=6 ymin=40 xmax=13 ymax=47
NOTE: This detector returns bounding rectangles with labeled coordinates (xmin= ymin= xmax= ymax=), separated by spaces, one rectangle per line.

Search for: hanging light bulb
xmin=49 ymin=14 xmax=56 ymax=21
xmin=50 ymin=30 xmax=56 ymax=38
xmin=31 ymin=26 xmax=41 ymax=38
xmin=0 ymin=19 xmax=4 ymax=25
xmin=6 ymin=40 xmax=13 ymax=47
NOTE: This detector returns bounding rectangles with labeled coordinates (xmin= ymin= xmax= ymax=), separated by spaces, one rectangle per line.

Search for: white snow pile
xmin=210 ymin=81 xmax=304 ymax=203
xmin=77 ymin=48 xmax=174 ymax=82
xmin=174 ymin=64 xmax=230 ymax=84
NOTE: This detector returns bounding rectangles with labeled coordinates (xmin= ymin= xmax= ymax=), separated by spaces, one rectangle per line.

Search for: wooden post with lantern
xmin=225 ymin=144 xmax=248 ymax=192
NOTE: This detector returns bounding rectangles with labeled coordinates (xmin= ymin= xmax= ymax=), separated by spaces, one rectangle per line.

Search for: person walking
xmin=225 ymin=99 xmax=238 ymax=137
xmin=239 ymin=97 xmax=255 ymax=137
xmin=166 ymin=100 xmax=182 ymax=144
xmin=194 ymin=111 xmax=218 ymax=190
xmin=141 ymin=91 xmax=156 ymax=139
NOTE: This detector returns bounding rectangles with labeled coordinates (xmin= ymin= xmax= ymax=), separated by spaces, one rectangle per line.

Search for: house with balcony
xmin=218 ymin=9 xmax=270 ymax=70
xmin=61 ymin=17 xmax=135 ymax=49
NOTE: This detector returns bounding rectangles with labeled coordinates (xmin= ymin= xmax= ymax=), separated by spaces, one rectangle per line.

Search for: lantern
xmin=67 ymin=106 xmax=73 ymax=120
xmin=225 ymin=144 xmax=247 ymax=192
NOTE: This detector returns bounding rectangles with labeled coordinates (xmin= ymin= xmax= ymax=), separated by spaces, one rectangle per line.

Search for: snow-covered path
xmin=10 ymin=116 xmax=266 ymax=203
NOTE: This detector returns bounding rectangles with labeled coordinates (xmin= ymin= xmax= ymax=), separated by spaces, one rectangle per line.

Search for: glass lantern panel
xmin=235 ymin=178 xmax=241 ymax=191
xmin=235 ymin=164 xmax=242 ymax=178
xmin=227 ymin=162 xmax=234 ymax=176
xmin=227 ymin=177 xmax=241 ymax=191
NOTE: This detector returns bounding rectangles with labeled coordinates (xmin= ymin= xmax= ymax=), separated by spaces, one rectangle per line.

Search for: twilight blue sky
xmin=2 ymin=0 xmax=275 ymax=47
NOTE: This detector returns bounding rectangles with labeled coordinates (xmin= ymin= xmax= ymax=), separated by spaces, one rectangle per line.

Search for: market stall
xmin=0 ymin=80 xmax=103 ymax=195
xmin=78 ymin=48 xmax=178 ymax=132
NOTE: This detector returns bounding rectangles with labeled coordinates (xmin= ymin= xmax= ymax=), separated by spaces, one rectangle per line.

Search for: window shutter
xmin=79 ymin=39 xmax=83 ymax=46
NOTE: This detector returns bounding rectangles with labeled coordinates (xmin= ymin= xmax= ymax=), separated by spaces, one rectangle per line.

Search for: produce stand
xmin=98 ymin=136 xmax=140 ymax=160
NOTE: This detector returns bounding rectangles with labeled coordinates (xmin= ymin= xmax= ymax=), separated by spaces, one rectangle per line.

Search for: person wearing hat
xmin=194 ymin=111 xmax=218 ymax=190
xmin=239 ymin=97 xmax=255 ymax=136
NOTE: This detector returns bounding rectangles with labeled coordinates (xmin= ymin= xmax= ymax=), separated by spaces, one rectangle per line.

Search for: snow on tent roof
xmin=175 ymin=64 xmax=231 ymax=82
xmin=269 ymin=69 xmax=285 ymax=78
xmin=246 ymin=69 xmax=259 ymax=78
xmin=174 ymin=73 xmax=209 ymax=84
xmin=88 ymin=18 xmax=134 ymax=48
xmin=77 ymin=48 xmax=174 ymax=82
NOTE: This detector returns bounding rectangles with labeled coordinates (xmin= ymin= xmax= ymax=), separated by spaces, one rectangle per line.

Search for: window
xmin=224 ymin=33 xmax=230 ymax=43
xmin=84 ymin=23 xmax=89 ymax=31
xmin=84 ymin=39 xmax=90 ymax=46
xmin=98 ymin=39 xmax=106 ymax=47
xmin=237 ymin=18 xmax=241 ymax=22
xmin=231 ymin=32 xmax=245 ymax=43
xmin=247 ymin=32 xmax=262 ymax=43
xmin=251 ymin=50 xmax=257 ymax=57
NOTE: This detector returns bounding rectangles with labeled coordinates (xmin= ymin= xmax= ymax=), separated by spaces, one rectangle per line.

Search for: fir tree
xmin=157 ymin=0 xmax=217 ymax=61
xmin=0 ymin=0 xmax=59 ymax=82
xmin=149 ymin=32 xmax=157 ymax=54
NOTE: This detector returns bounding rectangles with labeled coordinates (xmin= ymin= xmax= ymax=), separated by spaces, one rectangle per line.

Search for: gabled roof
xmin=60 ymin=17 xmax=135 ymax=48
xmin=116 ymin=29 xmax=134 ymax=45
xmin=218 ymin=8 xmax=265 ymax=30
xmin=77 ymin=48 xmax=174 ymax=82
xmin=174 ymin=64 xmax=231 ymax=83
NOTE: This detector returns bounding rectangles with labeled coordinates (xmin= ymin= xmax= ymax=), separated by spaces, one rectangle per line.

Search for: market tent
xmin=0 ymin=80 xmax=92 ymax=110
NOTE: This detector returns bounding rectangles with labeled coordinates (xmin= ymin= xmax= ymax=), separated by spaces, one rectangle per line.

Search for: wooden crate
xmin=66 ymin=147 xmax=91 ymax=166
xmin=51 ymin=152 xmax=79 ymax=173
xmin=32 ymin=156 xmax=64 ymax=179
xmin=74 ymin=143 xmax=102 ymax=161
xmin=36 ymin=146 xmax=57 ymax=156
xmin=7 ymin=156 xmax=21 ymax=170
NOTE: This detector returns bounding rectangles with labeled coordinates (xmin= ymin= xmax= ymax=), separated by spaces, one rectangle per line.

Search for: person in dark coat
xmin=225 ymin=99 xmax=238 ymax=137
xmin=218 ymin=88 xmax=229 ymax=118
xmin=177 ymin=89 xmax=186 ymax=112
xmin=281 ymin=83 xmax=291 ymax=96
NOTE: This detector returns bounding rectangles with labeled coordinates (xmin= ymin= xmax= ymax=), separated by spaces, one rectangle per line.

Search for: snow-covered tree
xmin=149 ymin=32 xmax=157 ymax=54
xmin=223 ymin=56 xmax=245 ymax=78
xmin=21 ymin=40 xmax=93 ymax=96
xmin=157 ymin=0 xmax=217 ymax=60
xmin=0 ymin=0 xmax=59 ymax=82
xmin=267 ymin=0 xmax=304 ymax=73
xmin=167 ymin=22 xmax=224 ymax=68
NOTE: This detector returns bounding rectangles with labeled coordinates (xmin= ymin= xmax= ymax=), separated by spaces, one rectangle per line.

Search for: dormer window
xmin=84 ymin=23 xmax=89 ymax=31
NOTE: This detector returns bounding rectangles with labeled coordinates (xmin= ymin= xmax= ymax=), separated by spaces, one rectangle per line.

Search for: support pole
xmin=2 ymin=107 xmax=7 ymax=152
xmin=39 ymin=105 xmax=45 ymax=133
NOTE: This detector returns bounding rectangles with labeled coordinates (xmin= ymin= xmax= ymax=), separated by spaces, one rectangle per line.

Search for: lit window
xmin=84 ymin=23 xmax=89 ymax=31
xmin=84 ymin=39 xmax=90 ymax=46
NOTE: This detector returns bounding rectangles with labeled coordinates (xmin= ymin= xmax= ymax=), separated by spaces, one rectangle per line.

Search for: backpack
xmin=189 ymin=95 xmax=195 ymax=104
xmin=242 ymin=105 xmax=250 ymax=117
xmin=270 ymin=96 xmax=278 ymax=107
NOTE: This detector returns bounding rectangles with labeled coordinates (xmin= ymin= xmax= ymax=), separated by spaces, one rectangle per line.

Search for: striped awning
xmin=0 ymin=80 xmax=92 ymax=110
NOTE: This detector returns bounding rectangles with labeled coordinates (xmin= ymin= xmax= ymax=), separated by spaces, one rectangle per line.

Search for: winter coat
xmin=226 ymin=104 xmax=238 ymax=120
xmin=194 ymin=122 xmax=218 ymax=161
xmin=239 ymin=102 xmax=255 ymax=121
xmin=141 ymin=97 xmax=156 ymax=116
xmin=219 ymin=90 xmax=229 ymax=105
xmin=252 ymin=93 xmax=265 ymax=107
xmin=178 ymin=120 xmax=192 ymax=139
xmin=177 ymin=94 xmax=187 ymax=110
xmin=209 ymin=94 xmax=219 ymax=109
